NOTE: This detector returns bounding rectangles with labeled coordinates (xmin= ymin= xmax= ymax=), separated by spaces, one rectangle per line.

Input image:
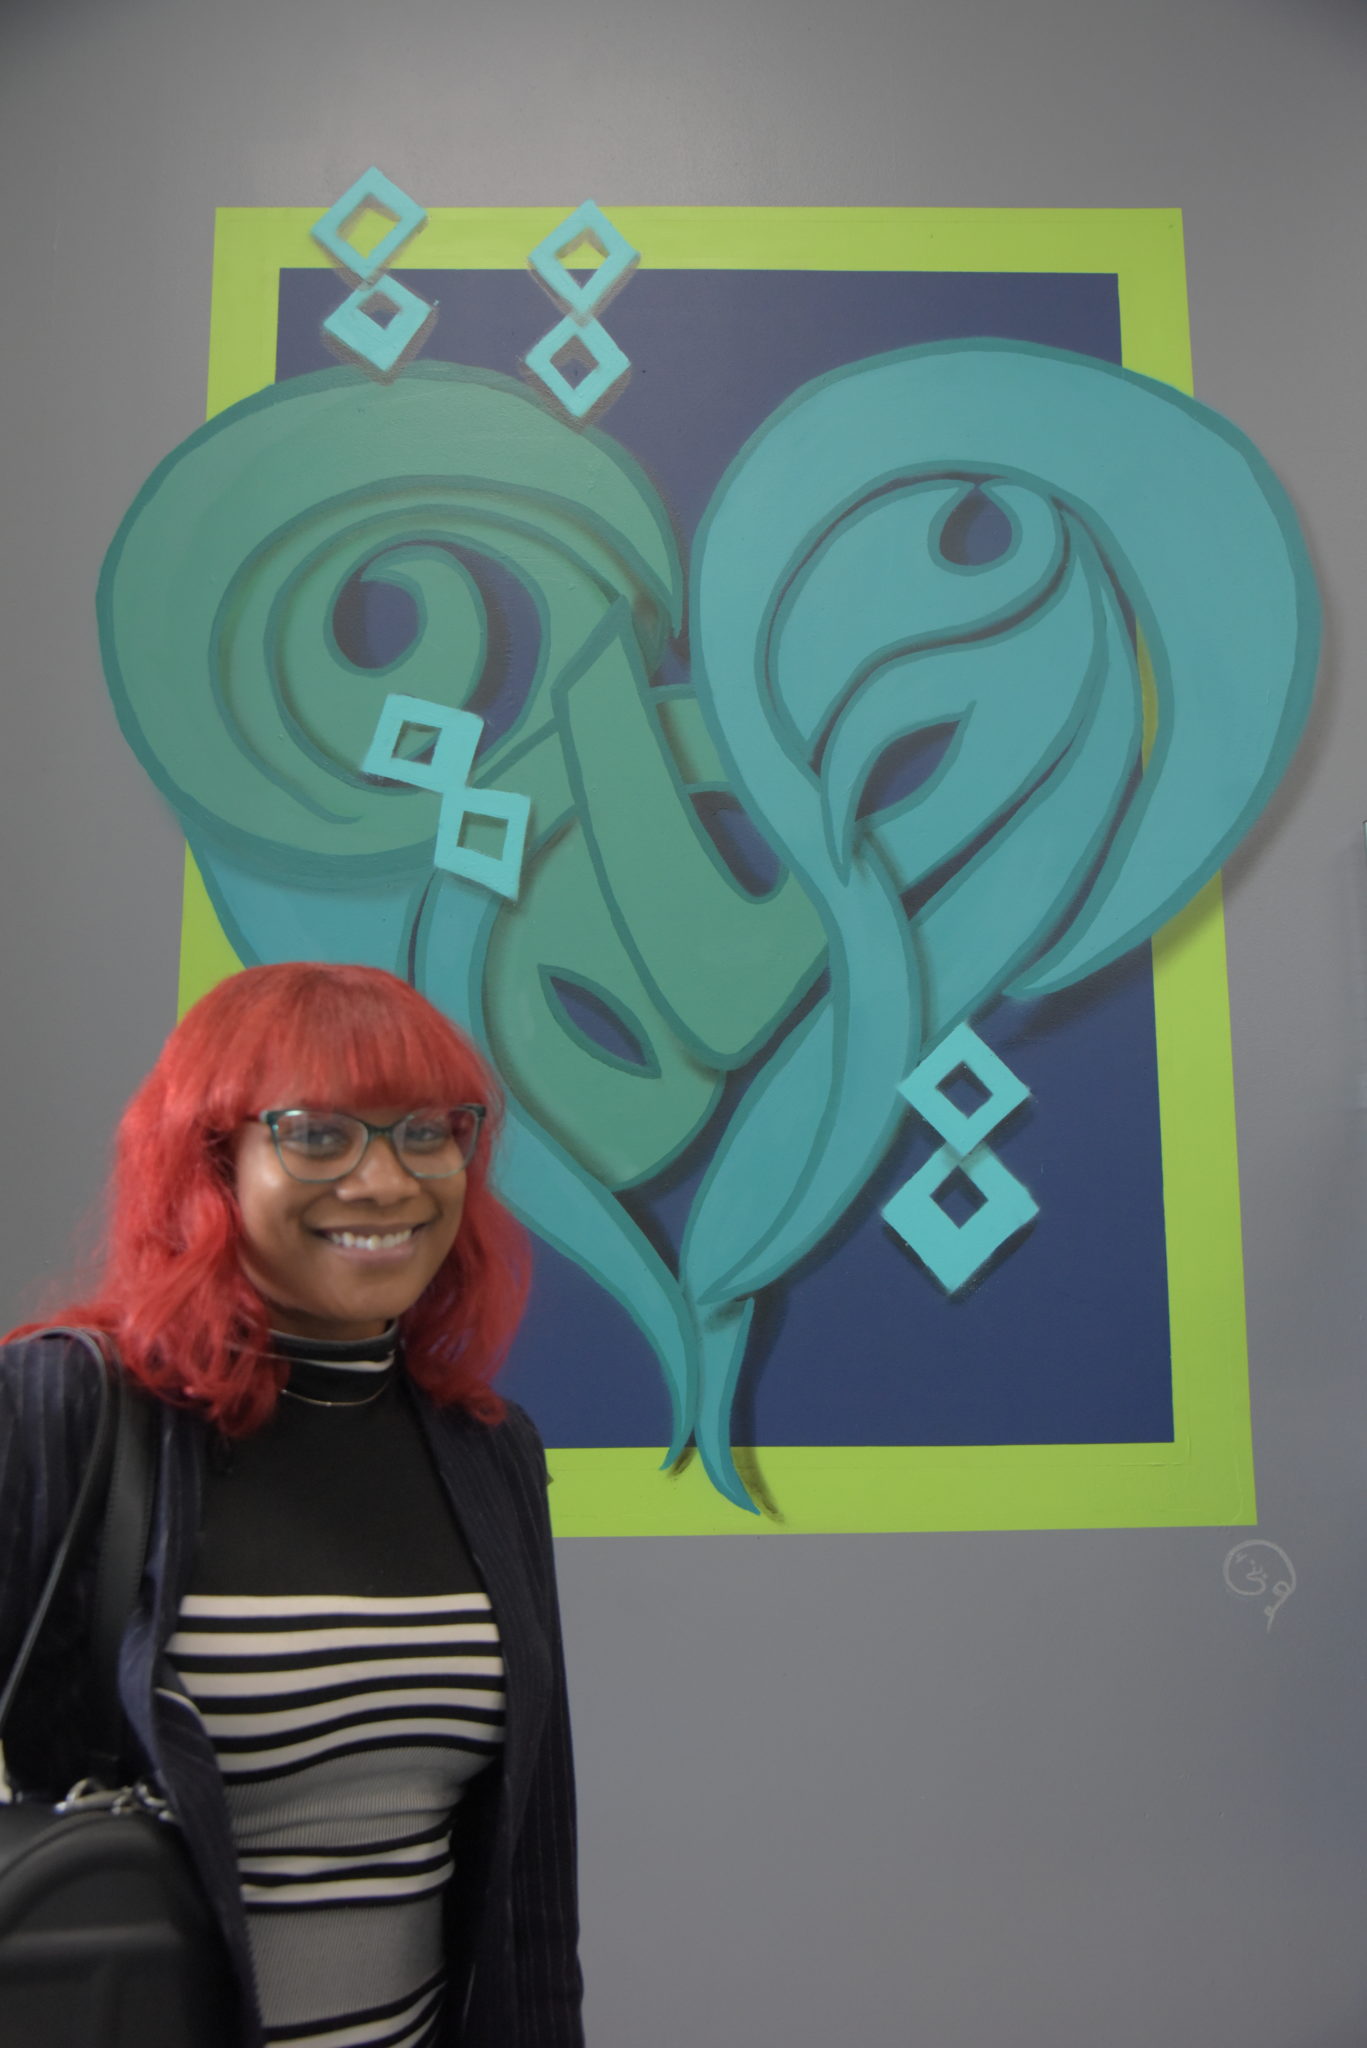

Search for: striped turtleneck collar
xmin=271 ymin=1325 xmax=399 ymax=1407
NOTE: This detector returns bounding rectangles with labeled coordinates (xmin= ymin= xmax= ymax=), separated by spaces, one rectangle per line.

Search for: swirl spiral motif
xmin=681 ymin=340 xmax=1316 ymax=1497
xmin=99 ymin=342 xmax=1318 ymax=1511
xmin=100 ymin=361 xmax=712 ymax=1454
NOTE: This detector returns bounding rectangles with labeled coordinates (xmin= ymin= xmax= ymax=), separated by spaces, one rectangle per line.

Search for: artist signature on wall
xmin=1223 ymin=1540 xmax=1296 ymax=1632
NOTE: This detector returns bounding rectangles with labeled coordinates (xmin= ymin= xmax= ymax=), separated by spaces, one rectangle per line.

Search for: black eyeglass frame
xmin=257 ymin=1104 xmax=486 ymax=1183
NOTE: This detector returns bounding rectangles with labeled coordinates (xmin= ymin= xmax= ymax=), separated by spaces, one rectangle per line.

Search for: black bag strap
xmin=0 ymin=1329 xmax=158 ymax=1785
xmin=88 ymin=1369 xmax=158 ymax=1783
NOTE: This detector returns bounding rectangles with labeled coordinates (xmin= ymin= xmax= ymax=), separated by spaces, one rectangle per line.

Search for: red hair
xmin=8 ymin=963 xmax=529 ymax=1433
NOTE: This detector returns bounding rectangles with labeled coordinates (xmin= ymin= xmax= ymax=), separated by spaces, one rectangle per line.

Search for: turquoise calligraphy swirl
xmin=98 ymin=363 xmax=716 ymax=1456
xmin=684 ymin=340 xmax=1317 ymax=1501
xmin=98 ymin=341 xmax=1319 ymax=1512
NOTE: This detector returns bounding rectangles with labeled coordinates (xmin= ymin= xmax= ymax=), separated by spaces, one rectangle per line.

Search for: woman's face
xmin=231 ymin=1102 xmax=468 ymax=1342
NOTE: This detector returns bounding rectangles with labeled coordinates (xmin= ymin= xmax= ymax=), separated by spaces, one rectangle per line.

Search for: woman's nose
xmin=342 ymin=1134 xmax=419 ymax=1199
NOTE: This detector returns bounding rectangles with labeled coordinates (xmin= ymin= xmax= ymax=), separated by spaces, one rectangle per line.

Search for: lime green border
xmin=184 ymin=205 xmax=1252 ymax=1535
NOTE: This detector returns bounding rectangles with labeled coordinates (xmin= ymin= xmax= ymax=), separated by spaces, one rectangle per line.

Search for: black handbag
xmin=0 ymin=1335 xmax=238 ymax=2045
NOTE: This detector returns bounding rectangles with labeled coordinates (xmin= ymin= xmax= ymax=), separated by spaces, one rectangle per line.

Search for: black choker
xmin=271 ymin=1325 xmax=398 ymax=1409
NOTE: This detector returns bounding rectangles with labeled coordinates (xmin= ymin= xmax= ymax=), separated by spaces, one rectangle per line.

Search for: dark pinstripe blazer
xmin=0 ymin=1333 xmax=584 ymax=2048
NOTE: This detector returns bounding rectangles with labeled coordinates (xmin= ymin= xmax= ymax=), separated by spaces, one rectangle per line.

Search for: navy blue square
xmin=277 ymin=264 xmax=1171 ymax=1451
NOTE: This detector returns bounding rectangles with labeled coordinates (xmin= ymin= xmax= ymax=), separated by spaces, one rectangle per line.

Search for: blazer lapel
xmin=124 ymin=1402 xmax=265 ymax=2043
xmin=410 ymin=1393 xmax=553 ymax=1839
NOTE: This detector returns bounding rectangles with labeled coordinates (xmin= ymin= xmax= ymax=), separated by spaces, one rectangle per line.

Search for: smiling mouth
xmin=317 ymin=1226 xmax=426 ymax=1253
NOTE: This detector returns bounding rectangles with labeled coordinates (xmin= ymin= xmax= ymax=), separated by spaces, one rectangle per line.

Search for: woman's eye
xmin=403 ymin=1117 xmax=450 ymax=1151
xmin=281 ymin=1119 xmax=351 ymax=1156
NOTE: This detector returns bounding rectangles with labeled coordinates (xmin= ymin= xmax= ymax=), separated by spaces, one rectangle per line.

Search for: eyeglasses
xmin=258 ymin=1105 xmax=486 ymax=1184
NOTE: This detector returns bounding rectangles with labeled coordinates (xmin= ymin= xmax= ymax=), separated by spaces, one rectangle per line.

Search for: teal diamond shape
xmin=898 ymin=1022 xmax=1031 ymax=1152
xmin=323 ymin=276 xmax=432 ymax=376
xmin=882 ymin=1141 xmax=1039 ymax=1294
xmin=528 ymin=199 xmax=639 ymax=319
xmin=433 ymin=782 xmax=531 ymax=902
xmin=311 ymin=166 xmax=427 ymax=282
xmin=525 ymin=316 xmax=630 ymax=419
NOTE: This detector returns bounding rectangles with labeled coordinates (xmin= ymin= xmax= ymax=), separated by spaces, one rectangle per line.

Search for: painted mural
xmin=95 ymin=196 xmax=1319 ymax=1533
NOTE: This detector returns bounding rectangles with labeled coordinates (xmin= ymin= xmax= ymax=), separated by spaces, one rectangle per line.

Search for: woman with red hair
xmin=0 ymin=962 xmax=582 ymax=2048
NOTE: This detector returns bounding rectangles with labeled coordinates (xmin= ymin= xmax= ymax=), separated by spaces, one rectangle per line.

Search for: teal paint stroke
xmin=412 ymin=866 xmax=701 ymax=1459
xmin=98 ymin=358 xmax=700 ymax=1461
xmin=97 ymin=360 xmax=680 ymax=884
xmin=686 ymin=339 xmax=1318 ymax=1500
xmin=555 ymin=604 xmax=826 ymax=1072
xmin=97 ymin=338 xmax=1320 ymax=1514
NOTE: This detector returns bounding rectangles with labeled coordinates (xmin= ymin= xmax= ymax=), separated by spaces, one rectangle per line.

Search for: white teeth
xmin=325 ymin=1229 xmax=415 ymax=1251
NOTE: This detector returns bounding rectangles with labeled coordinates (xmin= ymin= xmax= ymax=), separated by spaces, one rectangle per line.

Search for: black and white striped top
xmin=168 ymin=1331 xmax=504 ymax=2048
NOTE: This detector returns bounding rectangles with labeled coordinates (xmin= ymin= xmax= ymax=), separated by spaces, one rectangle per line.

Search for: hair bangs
xmin=186 ymin=965 xmax=494 ymax=1130
xmin=249 ymin=991 xmax=483 ymax=1117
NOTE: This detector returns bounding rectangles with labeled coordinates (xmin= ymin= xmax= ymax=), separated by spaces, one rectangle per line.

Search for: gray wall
xmin=5 ymin=1 xmax=1367 ymax=2041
